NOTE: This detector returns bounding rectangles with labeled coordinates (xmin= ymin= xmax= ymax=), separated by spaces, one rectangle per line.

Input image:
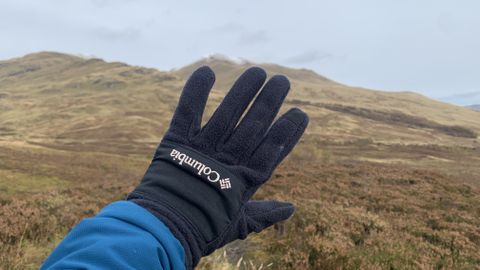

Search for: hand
xmin=128 ymin=66 xmax=309 ymax=269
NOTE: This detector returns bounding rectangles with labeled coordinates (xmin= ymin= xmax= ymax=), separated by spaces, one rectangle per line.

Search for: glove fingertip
xmin=277 ymin=201 xmax=295 ymax=220
xmin=285 ymin=107 xmax=309 ymax=127
xmin=270 ymin=74 xmax=291 ymax=90
xmin=192 ymin=65 xmax=216 ymax=83
xmin=245 ymin=66 xmax=267 ymax=80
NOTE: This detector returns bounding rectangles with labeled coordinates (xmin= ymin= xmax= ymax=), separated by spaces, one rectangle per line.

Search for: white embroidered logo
xmin=170 ymin=149 xmax=232 ymax=189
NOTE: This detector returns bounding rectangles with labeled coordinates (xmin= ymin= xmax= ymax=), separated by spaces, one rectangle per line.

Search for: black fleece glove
xmin=127 ymin=66 xmax=309 ymax=269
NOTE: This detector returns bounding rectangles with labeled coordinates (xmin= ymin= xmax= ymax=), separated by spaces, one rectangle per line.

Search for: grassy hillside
xmin=175 ymin=56 xmax=480 ymax=136
xmin=1 ymin=52 xmax=479 ymax=269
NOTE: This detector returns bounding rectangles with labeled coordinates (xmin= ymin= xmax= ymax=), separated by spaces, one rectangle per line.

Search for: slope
xmin=1 ymin=52 xmax=479 ymax=157
xmin=1 ymin=52 xmax=480 ymax=269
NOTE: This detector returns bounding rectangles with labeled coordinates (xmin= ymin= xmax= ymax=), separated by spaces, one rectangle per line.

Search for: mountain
xmin=1 ymin=52 xmax=478 ymax=155
xmin=467 ymin=104 xmax=480 ymax=111
xmin=1 ymin=52 xmax=480 ymax=269
xmin=173 ymin=54 xmax=335 ymax=89
xmin=176 ymin=56 xmax=480 ymax=133
xmin=440 ymin=91 xmax=480 ymax=106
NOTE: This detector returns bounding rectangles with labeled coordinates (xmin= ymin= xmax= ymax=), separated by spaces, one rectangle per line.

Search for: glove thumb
xmin=207 ymin=200 xmax=294 ymax=253
xmin=245 ymin=200 xmax=295 ymax=234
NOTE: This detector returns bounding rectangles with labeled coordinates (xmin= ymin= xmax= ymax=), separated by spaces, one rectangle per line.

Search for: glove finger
xmin=207 ymin=200 xmax=294 ymax=249
xmin=168 ymin=66 xmax=215 ymax=139
xmin=196 ymin=67 xmax=266 ymax=148
xmin=223 ymin=75 xmax=290 ymax=161
xmin=247 ymin=108 xmax=309 ymax=182
xmin=245 ymin=200 xmax=295 ymax=234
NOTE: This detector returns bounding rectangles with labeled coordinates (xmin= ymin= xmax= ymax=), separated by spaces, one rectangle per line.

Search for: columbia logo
xmin=170 ymin=149 xmax=232 ymax=190
xmin=219 ymin=178 xmax=231 ymax=189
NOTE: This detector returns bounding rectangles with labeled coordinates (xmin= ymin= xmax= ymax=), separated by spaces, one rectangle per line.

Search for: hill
xmin=1 ymin=52 xmax=479 ymax=153
xmin=175 ymin=56 xmax=480 ymax=139
xmin=441 ymin=92 xmax=480 ymax=106
xmin=1 ymin=52 xmax=480 ymax=269
xmin=467 ymin=104 xmax=480 ymax=112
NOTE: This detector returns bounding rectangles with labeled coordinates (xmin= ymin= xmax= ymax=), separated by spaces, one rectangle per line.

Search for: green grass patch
xmin=0 ymin=169 xmax=68 ymax=195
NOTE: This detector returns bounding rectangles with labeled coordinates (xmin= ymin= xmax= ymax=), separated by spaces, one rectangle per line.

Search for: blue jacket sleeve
xmin=41 ymin=201 xmax=186 ymax=270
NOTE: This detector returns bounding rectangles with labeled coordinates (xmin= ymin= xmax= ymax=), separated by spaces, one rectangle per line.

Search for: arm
xmin=41 ymin=201 xmax=185 ymax=270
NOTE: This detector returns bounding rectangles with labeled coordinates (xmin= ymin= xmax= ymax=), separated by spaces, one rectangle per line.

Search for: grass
xmin=0 ymin=52 xmax=480 ymax=269
xmin=1 ymin=142 xmax=478 ymax=269
xmin=0 ymin=169 xmax=68 ymax=195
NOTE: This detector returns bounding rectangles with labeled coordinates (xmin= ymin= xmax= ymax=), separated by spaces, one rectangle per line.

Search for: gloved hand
xmin=128 ymin=66 xmax=309 ymax=269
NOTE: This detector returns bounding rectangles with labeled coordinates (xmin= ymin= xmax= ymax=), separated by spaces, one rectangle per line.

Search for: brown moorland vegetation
xmin=0 ymin=52 xmax=479 ymax=269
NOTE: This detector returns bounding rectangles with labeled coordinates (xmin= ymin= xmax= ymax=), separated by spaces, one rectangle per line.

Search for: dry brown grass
xmin=1 ymin=52 xmax=480 ymax=269
xmin=0 ymin=141 xmax=479 ymax=269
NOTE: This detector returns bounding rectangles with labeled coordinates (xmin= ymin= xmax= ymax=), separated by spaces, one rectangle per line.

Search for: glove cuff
xmin=128 ymin=194 xmax=203 ymax=269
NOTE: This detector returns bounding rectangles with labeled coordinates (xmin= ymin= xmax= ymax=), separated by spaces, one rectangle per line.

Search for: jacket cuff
xmin=128 ymin=196 xmax=204 ymax=270
xmin=98 ymin=201 xmax=186 ymax=270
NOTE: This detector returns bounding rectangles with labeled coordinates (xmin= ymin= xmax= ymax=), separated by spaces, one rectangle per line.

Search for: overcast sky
xmin=1 ymin=0 xmax=479 ymax=104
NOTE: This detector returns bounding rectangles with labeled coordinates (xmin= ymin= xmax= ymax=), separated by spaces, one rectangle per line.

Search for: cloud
xmin=211 ymin=23 xmax=270 ymax=47
xmin=212 ymin=22 xmax=244 ymax=34
xmin=90 ymin=0 xmax=134 ymax=7
xmin=90 ymin=27 xmax=141 ymax=41
xmin=437 ymin=12 xmax=457 ymax=35
xmin=284 ymin=50 xmax=332 ymax=64
xmin=237 ymin=30 xmax=269 ymax=45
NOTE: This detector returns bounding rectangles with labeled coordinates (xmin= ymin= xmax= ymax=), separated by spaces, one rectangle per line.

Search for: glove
xmin=127 ymin=66 xmax=309 ymax=269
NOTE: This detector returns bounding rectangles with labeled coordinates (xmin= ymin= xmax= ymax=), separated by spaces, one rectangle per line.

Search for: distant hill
xmin=175 ymin=55 xmax=480 ymax=140
xmin=441 ymin=91 xmax=480 ymax=106
xmin=0 ymin=52 xmax=478 ymax=155
xmin=172 ymin=54 xmax=335 ymax=89
xmin=467 ymin=104 xmax=480 ymax=111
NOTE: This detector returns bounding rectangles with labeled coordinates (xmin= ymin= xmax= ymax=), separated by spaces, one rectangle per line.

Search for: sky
xmin=1 ymin=0 xmax=479 ymax=105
